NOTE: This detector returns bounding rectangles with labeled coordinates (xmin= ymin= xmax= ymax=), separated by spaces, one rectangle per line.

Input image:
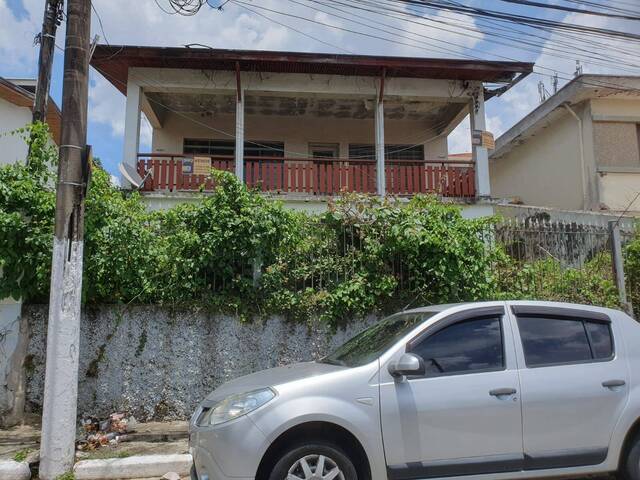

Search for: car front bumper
xmin=189 ymin=412 xmax=268 ymax=480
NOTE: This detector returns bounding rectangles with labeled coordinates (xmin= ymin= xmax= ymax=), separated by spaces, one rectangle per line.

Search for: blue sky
xmin=2 ymin=0 xmax=638 ymax=179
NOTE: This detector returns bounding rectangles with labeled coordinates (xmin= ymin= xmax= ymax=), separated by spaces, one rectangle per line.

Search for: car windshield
xmin=320 ymin=311 xmax=438 ymax=368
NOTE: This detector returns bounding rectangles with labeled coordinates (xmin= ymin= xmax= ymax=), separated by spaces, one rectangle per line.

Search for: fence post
xmin=609 ymin=220 xmax=633 ymax=316
xmin=252 ymin=254 xmax=263 ymax=288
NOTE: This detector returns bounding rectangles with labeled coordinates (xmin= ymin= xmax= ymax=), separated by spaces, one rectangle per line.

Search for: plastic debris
xmin=77 ymin=413 xmax=138 ymax=451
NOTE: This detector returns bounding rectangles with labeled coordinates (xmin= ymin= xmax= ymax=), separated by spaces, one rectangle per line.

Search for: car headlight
xmin=198 ymin=388 xmax=276 ymax=426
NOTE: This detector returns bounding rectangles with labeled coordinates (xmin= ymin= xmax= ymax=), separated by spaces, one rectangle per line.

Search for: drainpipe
xmin=563 ymin=103 xmax=589 ymax=210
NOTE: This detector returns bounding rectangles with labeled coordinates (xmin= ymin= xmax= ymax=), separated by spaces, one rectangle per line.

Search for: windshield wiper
xmin=318 ymin=358 xmax=346 ymax=366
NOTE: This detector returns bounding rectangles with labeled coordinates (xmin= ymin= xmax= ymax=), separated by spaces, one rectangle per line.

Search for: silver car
xmin=189 ymin=301 xmax=640 ymax=480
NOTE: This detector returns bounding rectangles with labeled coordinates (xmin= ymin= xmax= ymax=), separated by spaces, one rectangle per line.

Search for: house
xmin=0 ymin=77 xmax=61 ymax=166
xmin=491 ymin=75 xmax=640 ymax=214
xmin=90 ymin=45 xmax=532 ymax=211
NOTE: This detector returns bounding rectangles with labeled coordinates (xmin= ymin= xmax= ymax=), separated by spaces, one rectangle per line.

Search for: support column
xmin=235 ymin=62 xmax=244 ymax=182
xmin=470 ymin=87 xmax=491 ymax=198
xmin=122 ymin=78 xmax=141 ymax=187
xmin=235 ymin=90 xmax=244 ymax=181
xmin=375 ymin=97 xmax=385 ymax=197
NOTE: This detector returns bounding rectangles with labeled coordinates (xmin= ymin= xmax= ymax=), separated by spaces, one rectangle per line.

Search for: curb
xmin=74 ymin=453 xmax=192 ymax=479
xmin=0 ymin=460 xmax=31 ymax=480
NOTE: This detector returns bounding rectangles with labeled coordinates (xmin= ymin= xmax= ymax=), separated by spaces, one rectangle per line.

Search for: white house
xmin=0 ymin=77 xmax=61 ymax=166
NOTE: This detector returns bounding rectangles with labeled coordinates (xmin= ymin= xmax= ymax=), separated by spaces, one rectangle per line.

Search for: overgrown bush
xmin=0 ymin=124 xmax=629 ymax=323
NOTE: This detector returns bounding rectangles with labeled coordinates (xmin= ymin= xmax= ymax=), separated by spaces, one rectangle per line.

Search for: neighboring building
xmin=491 ymin=75 xmax=640 ymax=214
xmin=90 ymin=45 xmax=531 ymax=211
xmin=0 ymin=77 xmax=61 ymax=166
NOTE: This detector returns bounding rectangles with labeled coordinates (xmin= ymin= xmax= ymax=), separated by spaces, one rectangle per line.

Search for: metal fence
xmin=202 ymin=213 xmax=638 ymax=316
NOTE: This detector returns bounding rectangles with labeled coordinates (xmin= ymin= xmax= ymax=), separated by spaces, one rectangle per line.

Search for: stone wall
xmin=23 ymin=305 xmax=376 ymax=421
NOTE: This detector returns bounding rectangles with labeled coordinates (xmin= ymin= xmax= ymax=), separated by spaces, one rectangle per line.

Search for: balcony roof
xmin=91 ymin=44 xmax=533 ymax=95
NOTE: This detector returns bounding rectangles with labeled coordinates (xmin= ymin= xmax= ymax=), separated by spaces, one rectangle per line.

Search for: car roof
xmin=401 ymin=300 xmax=621 ymax=317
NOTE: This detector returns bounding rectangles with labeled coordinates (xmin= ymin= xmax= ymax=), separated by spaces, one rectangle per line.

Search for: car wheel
xmin=623 ymin=435 xmax=640 ymax=480
xmin=269 ymin=442 xmax=358 ymax=480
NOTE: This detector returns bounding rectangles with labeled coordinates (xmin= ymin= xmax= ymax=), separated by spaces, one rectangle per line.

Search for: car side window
xmin=409 ymin=317 xmax=504 ymax=376
xmin=517 ymin=316 xmax=614 ymax=367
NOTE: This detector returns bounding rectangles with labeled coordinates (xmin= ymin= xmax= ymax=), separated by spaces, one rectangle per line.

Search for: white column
xmin=375 ymin=97 xmax=386 ymax=196
xmin=122 ymin=79 xmax=141 ymax=186
xmin=470 ymin=87 xmax=491 ymax=198
xmin=235 ymin=89 xmax=245 ymax=181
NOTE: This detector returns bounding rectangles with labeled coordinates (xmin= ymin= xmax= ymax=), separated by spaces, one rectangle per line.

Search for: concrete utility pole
xmin=33 ymin=0 xmax=64 ymax=125
xmin=38 ymin=0 xmax=91 ymax=478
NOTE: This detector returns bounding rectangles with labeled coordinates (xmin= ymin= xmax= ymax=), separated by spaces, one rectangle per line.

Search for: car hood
xmin=205 ymin=361 xmax=346 ymax=403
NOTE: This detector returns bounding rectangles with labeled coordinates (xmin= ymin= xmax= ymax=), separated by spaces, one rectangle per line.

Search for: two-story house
xmin=90 ymin=45 xmax=532 ymax=212
xmin=491 ymin=75 xmax=640 ymax=214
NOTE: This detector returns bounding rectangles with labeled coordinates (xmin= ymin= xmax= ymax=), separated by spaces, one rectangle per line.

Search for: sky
xmin=1 ymin=0 xmax=639 ymax=179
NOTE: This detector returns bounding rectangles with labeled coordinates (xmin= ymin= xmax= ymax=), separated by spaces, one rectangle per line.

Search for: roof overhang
xmin=90 ymin=44 xmax=533 ymax=96
xmin=0 ymin=77 xmax=62 ymax=145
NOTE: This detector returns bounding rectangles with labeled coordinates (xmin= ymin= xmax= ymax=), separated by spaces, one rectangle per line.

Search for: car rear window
xmin=517 ymin=316 xmax=614 ymax=367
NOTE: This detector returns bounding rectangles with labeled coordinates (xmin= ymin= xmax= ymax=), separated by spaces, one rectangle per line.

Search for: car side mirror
xmin=388 ymin=353 xmax=425 ymax=378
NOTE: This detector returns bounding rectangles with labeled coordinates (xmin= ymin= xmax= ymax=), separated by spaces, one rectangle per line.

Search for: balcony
xmin=137 ymin=154 xmax=476 ymax=198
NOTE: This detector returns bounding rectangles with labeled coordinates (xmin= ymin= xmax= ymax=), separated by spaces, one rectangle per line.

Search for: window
xmin=183 ymin=139 xmax=284 ymax=158
xmin=585 ymin=321 xmax=614 ymax=359
xmin=310 ymin=143 xmax=339 ymax=159
xmin=517 ymin=316 xmax=614 ymax=367
xmin=409 ymin=317 xmax=504 ymax=376
xmin=349 ymin=144 xmax=425 ymax=161
xmin=321 ymin=312 xmax=438 ymax=368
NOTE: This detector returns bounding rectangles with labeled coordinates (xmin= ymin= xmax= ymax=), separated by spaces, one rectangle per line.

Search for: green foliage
xmin=0 ymin=125 xmax=628 ymax=322
xmin=13 ymin=448 xmax=29 ymax=462
xmin=0 ymin=123 xmax=56 ymax=301
xmin=495 ymin=253 xmax=619 ymax=307
xmin=624 ymin=230 xmax=640 ymax=311
xmin=55 ymin=473 xmax=75 ymax=480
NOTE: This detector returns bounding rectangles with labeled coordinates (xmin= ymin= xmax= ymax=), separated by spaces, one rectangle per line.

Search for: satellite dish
xmin=119 ymin=162 xmax=152 ymax=190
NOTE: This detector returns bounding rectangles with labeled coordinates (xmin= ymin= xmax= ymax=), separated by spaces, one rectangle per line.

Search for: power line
xmin=495 ymin=0 xmax=640 ymax=21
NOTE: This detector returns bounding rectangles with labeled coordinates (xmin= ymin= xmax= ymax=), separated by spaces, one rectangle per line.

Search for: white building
xmin=0 ymin=77 xmax=61 ymax=166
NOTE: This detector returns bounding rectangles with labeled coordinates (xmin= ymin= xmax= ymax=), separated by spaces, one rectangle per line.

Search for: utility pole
xmin=38 ymin=0 xmax=91 ymax=478
xmin=32 ymin=0 xmax=64 ymax=125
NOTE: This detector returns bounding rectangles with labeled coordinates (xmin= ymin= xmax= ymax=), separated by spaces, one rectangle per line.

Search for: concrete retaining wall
xmin=0 ymin=298 xmax=27 ymax=428
xmin=22 ymin=305 xmax=375 ymax=421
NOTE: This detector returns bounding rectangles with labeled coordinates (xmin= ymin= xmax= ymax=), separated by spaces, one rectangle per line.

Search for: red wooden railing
xmin=136 ymin=154 xmax=476 ymax=198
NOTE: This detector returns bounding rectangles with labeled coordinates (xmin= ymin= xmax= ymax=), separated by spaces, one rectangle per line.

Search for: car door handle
xmin=489 ymin=388 xmax=517 ymax=397
xmin=602 ymin=380 xmax=626 ymax=388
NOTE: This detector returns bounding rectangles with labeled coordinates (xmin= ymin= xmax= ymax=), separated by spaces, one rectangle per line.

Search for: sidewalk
xmin=0 ymin=419 xmax=191 ymax=479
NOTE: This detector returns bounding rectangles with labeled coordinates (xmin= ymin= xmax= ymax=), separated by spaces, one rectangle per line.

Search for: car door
xmin=508 ymin=304 xmax=629 ymax=470
xmin=379 ymin=305 xmax=524 ymax=479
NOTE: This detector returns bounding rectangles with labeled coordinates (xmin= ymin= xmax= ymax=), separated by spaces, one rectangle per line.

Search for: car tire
xmin=268 ymin=442 xmax=358 ymax=480
xmin=623 ymin=435 xmax=640 ymax=480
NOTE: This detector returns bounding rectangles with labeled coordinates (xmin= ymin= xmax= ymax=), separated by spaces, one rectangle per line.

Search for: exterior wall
xmin=490 ymin=109 xmax=584 ymax=210
xmin=591 ymin=97 xmax=640 ymax=119
xmin=23 ymin=305 xmax=377 ymax=420
xmin=151 ymin=111 xmax=448 ymax=160
xmin=0 ymin=98 xmax=31 ymax=166
xmin=591 ymin=98 xmax=640 ymax=212
xmin=598 ymin=172 xmax=640 ymax=212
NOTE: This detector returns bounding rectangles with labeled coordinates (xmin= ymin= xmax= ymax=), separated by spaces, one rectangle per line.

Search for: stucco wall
xmin=152 ymin=111 xmax=449 ymax=160
xmin=23 ymin=305 xmax=377 ymax=421
xmin=591 ymin=97 xmax=640 ymax=119
xmin=598 ymin=172 xmax=640 ymax=212
xmin=490 ymin=109 xmax=584 ymax=210
xmin=0 ymin=98 xmax=31 ymax=166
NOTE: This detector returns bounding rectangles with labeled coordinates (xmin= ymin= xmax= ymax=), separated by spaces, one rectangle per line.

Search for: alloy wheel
xmin=287 ymin=454 xmax=345 ymax=480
